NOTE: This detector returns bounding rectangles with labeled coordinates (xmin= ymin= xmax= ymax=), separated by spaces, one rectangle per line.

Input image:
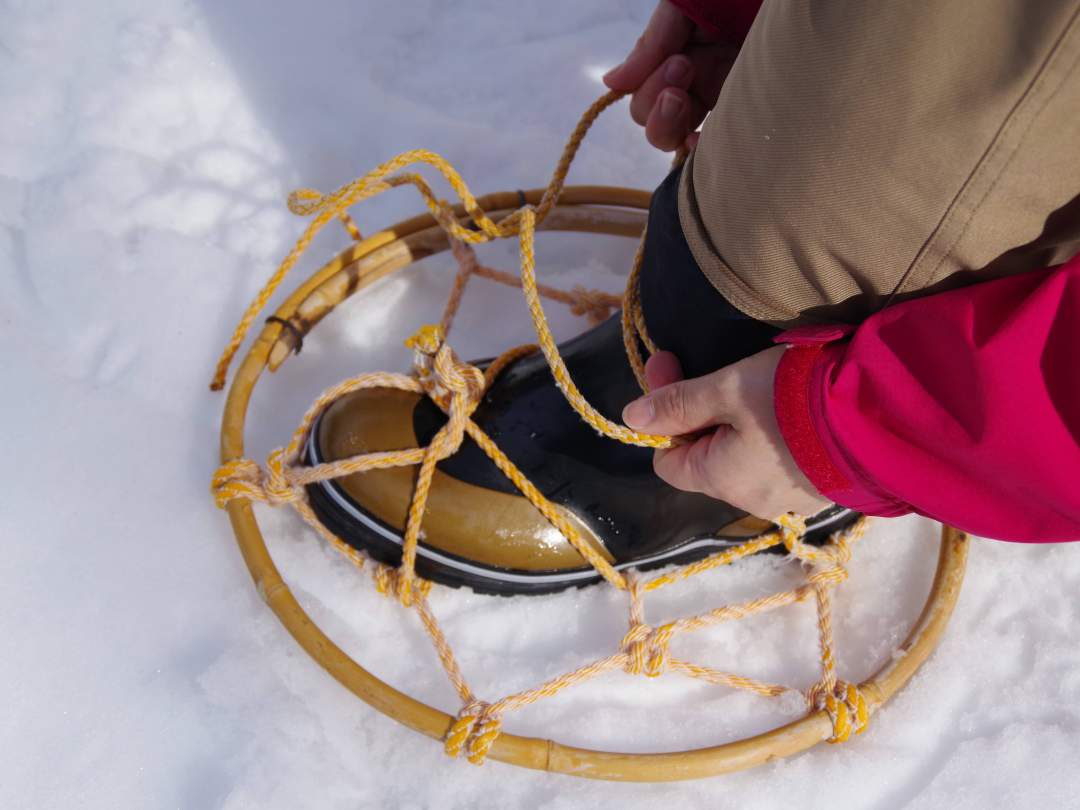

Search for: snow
xmin=3 ymin=1 xmax=1079 ymax=808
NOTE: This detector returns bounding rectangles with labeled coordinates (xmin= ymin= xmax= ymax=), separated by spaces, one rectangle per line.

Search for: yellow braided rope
xmin=621 ymin=231 xmax=653 ymax=391
xmin=414 ymin=593 xmax=476 ymax=705
xmin=517 ymin=207 xmax=670 ymax=448
xmin=338 ymin=211 xmax=364 ymax=242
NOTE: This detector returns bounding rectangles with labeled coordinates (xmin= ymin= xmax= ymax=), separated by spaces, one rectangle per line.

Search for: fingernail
xmin=623 ymin=397 xmax=655 ymax=429
xmin=659 ymin=91 xmax=684 ymax=120
xmin=664 ymin=57 xmax=689 ymax=85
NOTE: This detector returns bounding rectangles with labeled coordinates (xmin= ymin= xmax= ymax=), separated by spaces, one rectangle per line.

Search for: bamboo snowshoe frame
xmin=210 ymin=92 xmax=969 ymax=780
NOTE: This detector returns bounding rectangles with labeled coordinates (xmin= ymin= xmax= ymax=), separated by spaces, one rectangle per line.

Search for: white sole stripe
xmin=306 ymin=425 xmax=854 ymax=586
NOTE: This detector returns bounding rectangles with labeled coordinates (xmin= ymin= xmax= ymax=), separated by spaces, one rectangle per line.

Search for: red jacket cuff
xmin=667 ymin=0 xmax=763 ymax=41
xmin=773 ymin=329 xmax=911 ymax=517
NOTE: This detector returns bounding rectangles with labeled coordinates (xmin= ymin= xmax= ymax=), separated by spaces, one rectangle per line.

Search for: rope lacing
xmin=210 ymin=90 xmax=877 ymax=766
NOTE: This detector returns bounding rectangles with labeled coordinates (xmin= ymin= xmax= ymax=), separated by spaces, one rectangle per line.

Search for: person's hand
xmin=622 ymin=347 xmax=830 ymax=518
xmin=603 ymin=1 xmax=740 ymax=151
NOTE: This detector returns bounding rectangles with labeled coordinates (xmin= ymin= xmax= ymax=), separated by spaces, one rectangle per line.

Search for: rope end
xmin=210 ymin=362 xmax=229 ymax=392
xmin=405 ymin=324 xmax=446 ymax=355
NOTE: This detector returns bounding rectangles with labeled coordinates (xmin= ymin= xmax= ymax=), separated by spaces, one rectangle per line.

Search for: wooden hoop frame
xmin=218 ymin=185 xmax=969 ymax=781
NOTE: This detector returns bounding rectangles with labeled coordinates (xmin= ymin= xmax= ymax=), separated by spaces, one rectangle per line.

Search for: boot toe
xmin=309 ymin=387 xmax=613 ymax=582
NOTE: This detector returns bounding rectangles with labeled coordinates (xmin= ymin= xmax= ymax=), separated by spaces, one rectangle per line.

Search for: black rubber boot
xmin=306 ymin=166 xmax=860 ymax=595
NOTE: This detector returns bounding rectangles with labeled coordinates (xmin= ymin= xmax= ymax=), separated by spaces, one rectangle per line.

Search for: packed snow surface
xmin=3 ymin=1 xmax=1080 ymax=808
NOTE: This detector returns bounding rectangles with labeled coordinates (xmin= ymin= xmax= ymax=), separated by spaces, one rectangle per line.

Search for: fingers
xmin=626 ymin=47 xmax=717 ymax=151
xmin=645 ymin=87 xmax=704 ymax=152
xmin=624 ymin=52 xmax=704 ymax=152
xmin=628 ymin=53 xmax=694 ymax=125
xmin=643 ymin=350 xmax=683 ymax=390
xmin=604 ymin=2 xmax=736 ymax=153
xmin=632 ymin=346 xmax=834 ymax=517
xmin=623 ymin=371 xmax=730 ymax=436
xmin=603 ymin=2 xmax=694 ymax=91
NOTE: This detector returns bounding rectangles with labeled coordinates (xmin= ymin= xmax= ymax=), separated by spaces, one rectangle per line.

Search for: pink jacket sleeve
xmin=667 ymin=0 xmax=763 ymax=41
xmin=773 ymin=253 xmax=1080 ymax=543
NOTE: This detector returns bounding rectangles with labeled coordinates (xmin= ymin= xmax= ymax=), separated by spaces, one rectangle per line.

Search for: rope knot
xmin=568 ymin=285 xmax=618 ymax=326
xmin=621 ymin=623 xmax=674 ymax=677
xmin=211 ymin=458 xmax=261 ymax=507
xmin=779 ymin=512 xmax=861 ymax=587
xmin=809 ymin=681 xmax=870 ymax=743
xmin=777 ymin=512 xmax=808 ymax=551
xmin=372 ymin=563 xmax=432 ymax=605
xmin=444 ymin=702 xmax=503 ymax=765
xmin=779 ymin=512 xmax=841 ymax=569
xmin=407 ymin=325 xmax=485 ymax=408
xmin=211 ymin=451 xmax=303 ymax=508
xmin=263 ymin=449 xmax=301 ymax=504
xmin=621 ymin=574 xmax=670 ymax=676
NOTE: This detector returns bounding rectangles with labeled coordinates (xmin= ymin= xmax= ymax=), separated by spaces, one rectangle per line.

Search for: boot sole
xmin=304 ymin=455 xmax=861 ymax=597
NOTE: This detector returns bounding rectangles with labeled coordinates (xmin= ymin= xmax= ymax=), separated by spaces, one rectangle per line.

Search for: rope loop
xmin=286 ymin=187 xmax=327 ymax=216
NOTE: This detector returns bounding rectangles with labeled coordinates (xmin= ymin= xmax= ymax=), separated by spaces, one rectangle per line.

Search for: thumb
xmin=622 ymin=372 xmax=728 ymax=435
